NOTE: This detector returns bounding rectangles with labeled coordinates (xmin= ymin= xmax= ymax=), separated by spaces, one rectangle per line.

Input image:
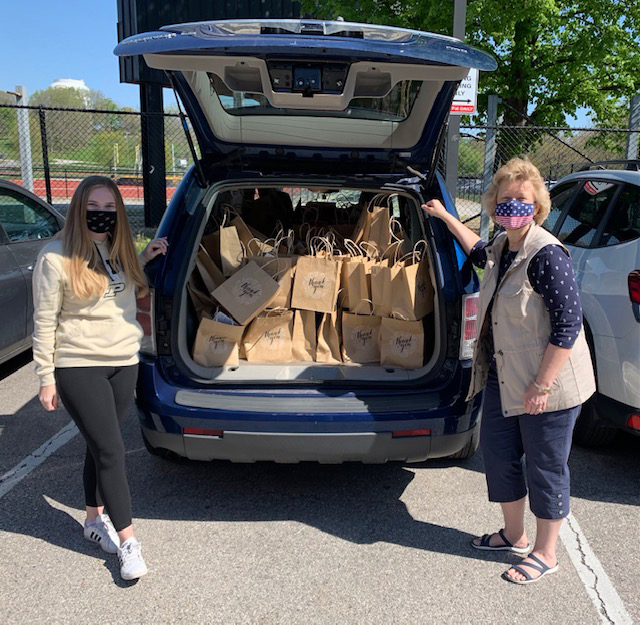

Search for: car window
xmin=556 ymin=180 xmax=619 ymax=247
xmin=545 ymin=182 xmax=578 ymax=234
xmin=0 ymin=189 xmax=60 ymax=243
xmin=600 ymin=183 xmax=640 ymax=246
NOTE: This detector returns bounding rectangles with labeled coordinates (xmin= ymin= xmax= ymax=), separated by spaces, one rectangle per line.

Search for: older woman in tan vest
xmin=423 ymin=159 xmax=595 ymax=585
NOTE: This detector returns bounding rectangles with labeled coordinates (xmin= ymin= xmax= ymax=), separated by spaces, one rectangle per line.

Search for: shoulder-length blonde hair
xmin=482 ymin=158 xmax=551 ymax=225
xmin=62 ymin=176 xmax=147 ymax=299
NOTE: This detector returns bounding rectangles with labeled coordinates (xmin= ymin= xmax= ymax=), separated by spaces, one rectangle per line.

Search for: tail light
xmin=460 ymin=293 xmax=479 ymax=360
xmin=628 ymin=271 xmax=640 ymax=304
xmin=392 ymin=429 xmax=431 ymax=438
xmin=184 ymin=428 xmax=224 ymax=437
xmin=136 ymin=289 xmax=156 ymax=356
xmin=627 ymin=415 xmax=640 ymax=431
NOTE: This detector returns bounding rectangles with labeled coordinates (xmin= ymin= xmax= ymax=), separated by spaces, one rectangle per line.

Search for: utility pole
xmin=15 ymin=86 xmax=34 ymax=193
xmin=626 ymin=95 xmax=640 ymax=161
xmin=445 ymin=0 xmax=467 ymax=201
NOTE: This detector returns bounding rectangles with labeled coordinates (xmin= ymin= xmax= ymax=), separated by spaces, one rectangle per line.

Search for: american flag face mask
xmin=494 ymin=199 xmax=535 ymax=230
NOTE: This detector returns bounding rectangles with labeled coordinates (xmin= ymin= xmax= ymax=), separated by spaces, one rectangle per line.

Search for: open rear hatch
xmin=114 ymin=19 xmax=496 ymax=174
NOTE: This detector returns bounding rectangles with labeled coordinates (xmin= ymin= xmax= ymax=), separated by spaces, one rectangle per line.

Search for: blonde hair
xmin=482 ymin=158 xmax=551 ymax=225
xmin=62 ymin=176 xmax=147 ymax=299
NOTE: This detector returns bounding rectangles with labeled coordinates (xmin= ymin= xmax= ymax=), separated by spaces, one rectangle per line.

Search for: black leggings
xmin=55 ymin=365 xmax=138 ymax=531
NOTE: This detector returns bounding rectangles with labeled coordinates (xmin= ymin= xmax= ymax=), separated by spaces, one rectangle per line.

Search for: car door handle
xmin=27 ymin=264 xmax=34 ymax=272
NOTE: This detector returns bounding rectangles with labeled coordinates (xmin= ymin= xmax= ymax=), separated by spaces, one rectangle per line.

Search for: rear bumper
xmin=141 ymin=425 xmax=477 ymax=463
xmin=135 ymin=359 xmax=481 ymax=462
xmin=595 ymin=393 xmax=640 ymax=437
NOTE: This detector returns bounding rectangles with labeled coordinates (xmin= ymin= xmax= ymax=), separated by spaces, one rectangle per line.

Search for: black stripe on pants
xmin=55 ymin=365 xmax=138 ymax=532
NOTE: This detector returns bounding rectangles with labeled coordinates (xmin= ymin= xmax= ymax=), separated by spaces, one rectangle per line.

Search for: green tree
xmin=302 ymin=1 xmax=640 ymax=129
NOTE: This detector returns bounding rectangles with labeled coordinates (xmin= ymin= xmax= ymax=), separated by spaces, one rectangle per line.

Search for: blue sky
xmin=2 ymin=1 xmax=591 ymax=124
xmin=3 ymin=1 xmax=140 ymax=107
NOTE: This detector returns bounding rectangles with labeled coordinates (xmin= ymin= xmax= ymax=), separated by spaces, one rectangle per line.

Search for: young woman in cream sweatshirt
xmin=33 ymin=176 xmax=167 ymax=580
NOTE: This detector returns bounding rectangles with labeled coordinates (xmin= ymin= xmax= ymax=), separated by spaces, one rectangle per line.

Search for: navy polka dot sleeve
xmin=527 ymin=245 xmax=582 ymax=349
xmin=469 ymin=240 xmax=488 ymax=269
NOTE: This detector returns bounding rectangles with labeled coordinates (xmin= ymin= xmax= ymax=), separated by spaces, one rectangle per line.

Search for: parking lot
xmin=1 ymin=352 xmax=638 ymax=625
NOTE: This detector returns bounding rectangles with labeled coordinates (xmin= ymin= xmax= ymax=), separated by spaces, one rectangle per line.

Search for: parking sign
xmin=450 ymin=68 xmax=478 ymax=115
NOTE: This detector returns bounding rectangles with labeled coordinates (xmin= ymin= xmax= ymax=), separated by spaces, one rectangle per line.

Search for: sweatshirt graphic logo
xmin=104 ymin=283 xmax=126 ymax=299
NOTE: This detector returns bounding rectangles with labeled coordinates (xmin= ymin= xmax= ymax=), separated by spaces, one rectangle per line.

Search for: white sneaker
xmin=84 ymin=515 xmax=119 ymax=554
xmin=118 ymin=538 xmax=148 ymax=580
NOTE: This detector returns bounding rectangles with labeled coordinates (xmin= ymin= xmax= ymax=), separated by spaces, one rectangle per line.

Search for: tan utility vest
xmin=466 ymin=223 xmax=596 ymax=416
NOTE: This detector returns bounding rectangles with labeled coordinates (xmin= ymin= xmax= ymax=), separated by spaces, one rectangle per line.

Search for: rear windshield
xmin=209 ymin=73 xmax=422 ymax=121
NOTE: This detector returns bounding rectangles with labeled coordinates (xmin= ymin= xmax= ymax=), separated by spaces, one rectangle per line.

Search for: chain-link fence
xmin=453 ymin=124 xmax=636 ymax=229
xmin=1 ymin=101 xmax=638 ymax=235
xmin=0 ymin=103 xmax=196 ymax=233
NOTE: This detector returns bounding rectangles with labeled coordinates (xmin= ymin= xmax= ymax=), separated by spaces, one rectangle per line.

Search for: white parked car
xmin=547 ymin=165 xmax=640 ymax=446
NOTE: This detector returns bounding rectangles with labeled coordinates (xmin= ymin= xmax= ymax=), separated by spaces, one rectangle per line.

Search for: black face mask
xmin=86 ymin=211 xmax=117 ymax=234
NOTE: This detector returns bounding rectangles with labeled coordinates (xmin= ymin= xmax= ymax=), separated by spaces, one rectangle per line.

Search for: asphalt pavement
xmin=1 ymin=352 xmax=638 ymax=625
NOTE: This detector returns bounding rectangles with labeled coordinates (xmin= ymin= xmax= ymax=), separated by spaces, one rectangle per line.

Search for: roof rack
xmin=577 ymin=159 xmax=640 ymax=172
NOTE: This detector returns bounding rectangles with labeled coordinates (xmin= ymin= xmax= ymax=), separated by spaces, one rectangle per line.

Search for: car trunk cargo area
xmin=175 ymin=182 xmax=442 ymax=384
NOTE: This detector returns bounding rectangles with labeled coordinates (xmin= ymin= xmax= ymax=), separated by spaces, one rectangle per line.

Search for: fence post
xmin=38 ymin=107 xmax=53 ymax=205
xmin=445 ymin=0 xmax=467 ymax=202
xmin=626 ymin=95 xmax=640 ymax=161
xmin=140 ymin=83 xmax=166 ymax=229
xmin=15 ymin=86 xmax=34 ymax=193
xmin=480 ymin=95 xmax=499 ymax=241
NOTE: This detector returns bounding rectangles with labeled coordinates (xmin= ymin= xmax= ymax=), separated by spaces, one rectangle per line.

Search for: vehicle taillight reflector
xmin=629 ymin=271 xmax=640 ymax=304
xmin=392 ymin=429 xmax=432 ymax=438
xmin=136 ymin=289 xmax=156 ymax=356
xmin=627 ymin=414 xmax=640 ymax=431
xmin=460 ymin=293 xmax=479 ymax=360
xmin=183 ymin=428 xmax=224 ymax=437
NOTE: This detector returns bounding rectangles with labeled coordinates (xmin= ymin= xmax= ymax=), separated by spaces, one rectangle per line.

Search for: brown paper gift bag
xmin=243 ymin=310 xmax=294 ymax=364
xmin=196 ymin=245 xmax=225 ymax=294
xmin=290 ymin=254 xmax=341 ymax=314
xmin=245 ymin=256 xmax=296 ymax=309
xmin=292 ymin=309 xmax=316 ymax=362
xmin=187 ymin=275 xmax=215 ymax=319
xmin=341 ymin=311 xmax=381 ymax=364
xmin=316 ymin=310 xmax=342 ymax=364
xmin=202 ymin=232 xmax=222 ymax=270
xmin=351 ymin=194 xmax=392 ymax=249
xmin=192 ymin=317 xmax=245 ymax=367
xmin=370 ymin=262 xmax=401 ymax=318
xmin=391 ymin=244 xmax=434 ymax=321
xmin=379 ymin=316 xmax=424 ymax=369
xmin=230 ymin=215 xmax=275 ymax=256
xmin=347 ymin=258 xmax=377 ymax=314
xmin=219 ymin=225 xmax=244 ymax=277
xmin=212 ymin=261 xmax=281 ymax=325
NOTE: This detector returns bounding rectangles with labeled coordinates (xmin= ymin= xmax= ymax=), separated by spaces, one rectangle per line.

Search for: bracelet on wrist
xmin=533 ymin=380 xmax=552 ymax=394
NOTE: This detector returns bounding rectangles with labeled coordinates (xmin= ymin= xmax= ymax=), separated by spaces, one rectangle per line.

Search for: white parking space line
xmin=0 ymin=421 xmax=78 ymax=499
xmin=0 ymin=417 xmax=633 ymax=625
xmin=561 ymin=513 xmax=633 ymax=625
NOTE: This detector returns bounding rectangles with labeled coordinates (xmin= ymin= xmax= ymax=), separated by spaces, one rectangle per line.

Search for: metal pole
xmin=481 ymin=95 xmax=499 ymax=241
xmin=15 ymin=86 xmax=34 ymax=193
xmin=626 ymin=95 xmax=640 ymax=161
xmin=140 ymin=83 xmax=166 ymax=227
xmin=445 ymin=0 xmax=467 ymax=200
xmin=38 ymin=107 xmax=52 ymax=205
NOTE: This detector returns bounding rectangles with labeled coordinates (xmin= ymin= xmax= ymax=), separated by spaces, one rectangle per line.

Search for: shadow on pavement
xmin=569 ymin=432 xmax=640 ymax=505
xmin=1 ymin=396 xmax=638 ymax=583
xmin=0 ymin=411 xmax=524 ymax=571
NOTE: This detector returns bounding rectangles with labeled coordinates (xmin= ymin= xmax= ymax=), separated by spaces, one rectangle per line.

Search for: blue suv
xmin=115 ymin=19 xmax=496 ymax=463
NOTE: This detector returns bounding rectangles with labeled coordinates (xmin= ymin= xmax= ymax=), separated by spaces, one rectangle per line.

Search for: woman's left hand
xmin=523 ymin=383 xmax=549 ymax=415
xmin=141 ymin=237 xmax=169 ymax=262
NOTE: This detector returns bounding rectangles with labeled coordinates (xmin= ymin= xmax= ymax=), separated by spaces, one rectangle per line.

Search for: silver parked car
xmin=0 ymin=179 xmax=64 ymax=364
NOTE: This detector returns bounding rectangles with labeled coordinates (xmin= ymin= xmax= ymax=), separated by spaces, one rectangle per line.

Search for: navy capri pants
xmin=480 ymin=368 xmax=580 ymax=520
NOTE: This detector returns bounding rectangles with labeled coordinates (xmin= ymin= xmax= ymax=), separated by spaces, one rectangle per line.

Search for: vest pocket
xmin=497 ymin=283 xmax=533 ymax=319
